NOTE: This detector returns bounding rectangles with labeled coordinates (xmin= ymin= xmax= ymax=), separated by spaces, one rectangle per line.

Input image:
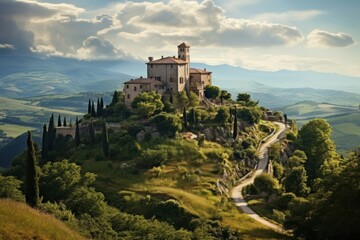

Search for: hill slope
xmin=0 ymin=199 xmax=84 ymax=240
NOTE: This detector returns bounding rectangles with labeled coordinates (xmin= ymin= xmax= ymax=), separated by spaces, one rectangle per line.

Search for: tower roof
xmin=146 ymin=56 xmax=187 ymax=65
xmin=178 ymin=42 xmax=191 ymax=48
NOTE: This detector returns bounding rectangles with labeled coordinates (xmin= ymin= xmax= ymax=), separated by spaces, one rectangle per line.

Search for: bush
xmin=272 ymin=209 xmax=286 ymax=223
xmin=273 ymin=162 xmax=284 ymax=180
xmin=253 ymin=173 xmax=280 ymax=195
xmin=0 ymin=176 xmax=25 ymax=202
xmin=272 ymin=192 xmax=296 ymax=210
xmin=237 ymin=107 xmax=262 ymax=125
xmin=39 ymin=201 xmax=76 ymax=222
xmin=150 ymin=112 xmax=182 ymax=137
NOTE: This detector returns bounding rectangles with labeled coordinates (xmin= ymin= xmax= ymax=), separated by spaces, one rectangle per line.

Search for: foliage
xmin=75 ymin=117 xmax=80 ymax=147
xmin=204 ymin=85 xmax=220 ymax=99
xmin=237 ymin=107 xmax=261 ymax=125
xmin=220 ymin=90 xmax=231 ymax=104
xmin=41 ymin=124 xmax=48 ymax=163
xmin=288 ymin=150 xmax=307 ymax=168
xmin=25 ymin=131 xmax=39 ymax=208
xmin=0 ymin=176 xmax=25 ymax=202
xmin=253 ymin=173 xmax=279 ymax=195
xmin=131 ymin=91 xmax=164 ymax=117
xmin=177 ymin=91 xmax=189 ymax=109
xmin=272 ymin=162 xmax=284 ymax=180
xmin=214 ymin=107 xmax=230 ymax=125
xmin=236 ymin=93 xmax=251 ymax=103
xmin=283 ymin=166 xmax=310 ymax=197
xmin=268 ymin=143 xmax=281 ymax=161
xmin=188 ymin=91 xmax=200 ymax=107
xmin=102 ymin=123 xmax=109 ymax=157
xmin=150 ymin=112 xmax=182 ymax=137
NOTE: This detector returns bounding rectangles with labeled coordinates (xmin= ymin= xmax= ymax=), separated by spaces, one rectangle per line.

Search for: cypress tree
xmin=91 ymin=101 xmax=96 ymax=117
xmin=189 ymin=108 xmax=196 ymax=127
xmin=89 ymin=121 xmax=95 ymax=144
xmin=111 ymin=90 xmax=119 ymax=106
xmin=233 ymin=106 xmax=238 ymax=140
xmin=102 ymin=122 xmax=109 ymax=157
xmin=75 ymin=117 xmax=80 ymax=147
xmin=57 ymin=114 xmax=62 ymax=127
xmin=169 ymin=94 xmax=174 ymax=104
xmin=88 ymin=99 xmax=91 ymax=114
xmin=25 ymin=131 xmax=39 ymax=208
xmin=48 ymin=114 xmax=55 ymax=151
xmin=183 ymin=107 xmax=188 ymax=129
xmin=63 ymin=116 xmax=67 ymax=127
xmin=100 ymin=97 xmax=104 ymax=111
xmin=41 ymin=124 xmax=48 ymax=163
xmin=97 ymin=98 xmax=100 ymax=117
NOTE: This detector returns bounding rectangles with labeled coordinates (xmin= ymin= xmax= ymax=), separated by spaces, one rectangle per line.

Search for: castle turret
xmin=178 ymin=42 xmax=190 ymax=62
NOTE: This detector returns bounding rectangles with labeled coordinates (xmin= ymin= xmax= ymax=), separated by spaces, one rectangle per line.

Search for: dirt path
xmin=231 ymin=122 xmax=286 ymax=231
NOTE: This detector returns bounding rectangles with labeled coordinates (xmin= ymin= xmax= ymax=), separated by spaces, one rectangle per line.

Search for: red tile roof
xmin=190 ymin=68 xmax=212 ymax=74
xmin=147 ymin=56 xmax=187 ymax=65
xmin=178 ymin=42 xmax=191 ymax=48
xmin=124 ymin=77 xmax=164 ymax=85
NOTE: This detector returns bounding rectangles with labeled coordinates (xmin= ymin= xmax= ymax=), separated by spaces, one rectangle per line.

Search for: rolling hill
xmin=278 ymin=101 xmax=360 ymax=153
xmin=0 ymin=199 xmax=84 ymax=240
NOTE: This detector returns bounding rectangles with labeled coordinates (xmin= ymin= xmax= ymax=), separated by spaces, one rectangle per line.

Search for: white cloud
xmin=308 ymin=29 xmax=355 ymax=48
xmin=0 ymin=43 xmax=15 ymax=49
xmin=254 ymin=10 xmax=325 ymax=22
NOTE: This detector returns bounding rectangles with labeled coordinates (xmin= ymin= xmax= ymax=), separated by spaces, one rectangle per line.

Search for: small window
xmin=140 ymin=85 xmax=142 ymax=89
xmin=151 ymin=64 xmax=153 ymax=68
xmin=134 ymin=86 xmax=137 ymax=91
xmin=126 ymin=85 xmax=129 ymax=89
xmin=155 ymin=77 xmax=161 ymax=81
xmin=170 ymin=77 xmax=173 ymax=82
xmin=127 ymin=94 xmax=130 ymax=99
xmin=171 ymin=64 xmax=173 ymax=68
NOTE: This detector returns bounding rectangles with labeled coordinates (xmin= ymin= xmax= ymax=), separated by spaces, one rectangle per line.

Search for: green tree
xmin=283 ymin=166 xmax=310 ymax=197
xmin=237 ymin=107 xmax=261 ymax=125
xmin=183 ymin=107 xmax=188 ymax=129
xmin=220 ymin=90 xmax=231 ymax=105
xmin=288 ymin=150 xmax=307 ymax=168
xmin=110 ymin=90 xmax=120 ymax=106
xmin=273 ymin=162 xmax=284 ymax=180
xmin=100 ymin=97 xmax=104 ymax=111
xmin=298 ymin=119 xmax=338 ymax=183
xmin=97 ymin=98 xmax=101 ymax=117
xmin=41 ymin=124 xmax=48 ymax=163
xmin=188 ymin=91 xmax=199 ymax=107
xmin=25 ymin=131 xmax=39 ymax=208
xmin=176 ymin=91 xmax=189 ymax=109
xmin=253 ymin=173 xmax=279 ymax=195
xmin=88 ymin=99 xmax=91 ymax=114
xmin=57 ymin=114 xmax=62 ymax=127
xmin=188 ymin=107 xmax=197 ymax=127
xmin=150 ymin=112 xmax=182 ymax=137
xmin=0 ymin=176 xmax=25 ymax=202
xmin=48 ymin=114 xmax=55 ymax=151
xmin=91 ymin=101 xmax=96 ymax=117
xmin=233 ymin=106 xmax=238 ymax=139
xmin=63 ymin=116 xmax=67 ymax=127
xmin=88 ymin=121 xmax=95 ymax=145
xmin=75 ymin=117 xmax=80 ymax=147
xmin=102 ymin=122 xmax=109 ymax=157
xmin=236 ymin=93 xmax=251 ymax=102
xmin=132 ymin=91 xmax=164 ymax=118
xmin=204 ymin=85 xmax=220 ymax=99
xmin=214 ymin=107 xmax=230 ymax=125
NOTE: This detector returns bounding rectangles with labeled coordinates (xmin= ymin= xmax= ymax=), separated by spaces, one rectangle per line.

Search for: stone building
xmin=124 ymin=42 xmax=212 ymax=107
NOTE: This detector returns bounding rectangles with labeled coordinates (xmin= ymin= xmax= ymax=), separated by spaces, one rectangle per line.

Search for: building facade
xmin=124 ymin=42 xmax=212 ymax=107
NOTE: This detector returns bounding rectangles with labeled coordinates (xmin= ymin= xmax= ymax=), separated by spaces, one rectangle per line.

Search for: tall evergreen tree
xmin=57 ymin=114 xmax=62 ymax=127
xmin=88 ymin=121 xmax=95 ymax=144
xmin=88 ymin=99 xmax=91 ymax=114
xmin=183 ymin=107 xmax=188 ymax=129
xmin=25 ymin=131 xmax=39 ymax=208
xmin=111 ymin=90 xmax=119 ymax=106
xmin=91 ymin=101 xmax=96 ymax=117
xmin=102 ymin=122 xmax=109 ymax=157
xmin=100 ymin=97 xmax=104 ymax=111
xmin=97 ymin=98 xmax=100 ymax=116
xmin=41 ymin=124 xmax=48 ymax=163
xmin=63 ymin=116 xmax=67 ymax=127
xmin=233 ymin=106 xmax=238 ymax=140
xmin=189 ymin=108 xmax=196 ymax=127
xmin=75 ymin=117 xmax=80 ymax=147
xmin=48 ymin=114 xmax=55 ymax=151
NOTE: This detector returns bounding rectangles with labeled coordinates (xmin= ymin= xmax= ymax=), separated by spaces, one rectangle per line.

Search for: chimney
xmin=148 ymin=57 xmax=153 ymax=62
xmin=131 ymin=78 xmax=133 ymax=81
xmin=161 ymin=56 xmax=164 ymax=59
xmin=140 ymin=76 xmax=143 ymax=79
xmin=173 ymin=56 xmax=175 ymax=58
xmin=204 ymin=68 xmax=206 ymax=71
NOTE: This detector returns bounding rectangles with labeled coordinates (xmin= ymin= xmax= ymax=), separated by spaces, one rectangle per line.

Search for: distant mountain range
xmin=1 ymin=55 xmax=360 ymax=108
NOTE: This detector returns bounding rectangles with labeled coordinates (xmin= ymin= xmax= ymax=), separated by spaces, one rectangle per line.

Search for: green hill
xmin=0 ymin=199 xmax=84 ymax=240
xmin=279 ymin=101 xmax=360 ymax=153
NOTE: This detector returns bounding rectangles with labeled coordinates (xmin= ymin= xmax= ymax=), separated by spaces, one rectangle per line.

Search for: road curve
xmin=231 ymin=122 xmax=286 ymax=231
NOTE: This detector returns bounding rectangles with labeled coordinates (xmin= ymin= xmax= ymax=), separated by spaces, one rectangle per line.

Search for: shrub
xmin=150 ymin=112 xmax=182 ymax=137
xmin=253 ymin=173 xmax=280 ymax=195
xmin=0 ymin=176 xmax=25 ymax=202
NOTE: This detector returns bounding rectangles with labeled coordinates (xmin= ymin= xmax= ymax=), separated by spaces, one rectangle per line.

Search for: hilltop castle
xmin=124 ymin=42 xmax=212 ymax=106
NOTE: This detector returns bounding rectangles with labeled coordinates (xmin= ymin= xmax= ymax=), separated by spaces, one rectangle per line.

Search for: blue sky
xmin=1 ymin=0 xmax=359 ymax=76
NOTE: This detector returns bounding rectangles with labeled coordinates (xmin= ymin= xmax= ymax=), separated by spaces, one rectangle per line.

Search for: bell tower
xmin=178 ymin=42 xmax=190 ymax=62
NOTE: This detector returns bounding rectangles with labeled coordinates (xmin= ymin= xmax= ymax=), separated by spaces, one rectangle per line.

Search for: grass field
xmin=0 ymin=199 xmax=84 ymax=240
xmin=0 ymin=124 xmax=36 ymax=138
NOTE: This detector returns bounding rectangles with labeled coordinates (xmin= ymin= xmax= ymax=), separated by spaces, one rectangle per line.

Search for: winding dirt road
xmin=231 ymin=122 xmax=286 ymax=231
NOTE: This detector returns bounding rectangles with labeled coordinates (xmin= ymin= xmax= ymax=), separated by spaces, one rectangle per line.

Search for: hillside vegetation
xmin=0 ymin=199 xmax=84 ymax=240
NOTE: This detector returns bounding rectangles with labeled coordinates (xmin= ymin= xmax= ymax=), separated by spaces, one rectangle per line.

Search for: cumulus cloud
xmin=307 ymin=29 xmax=355 ymax=48
xmin=255 ymin=10 xmax=325 ymax=22
xmin=76 ymin=36 xmax=132 ymax=60
xmin=0 ymin=43 xmax=15 ymax=49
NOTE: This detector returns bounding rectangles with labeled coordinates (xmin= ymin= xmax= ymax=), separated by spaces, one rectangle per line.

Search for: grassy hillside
xmin=0 ymin=199 xmax=84 ymax=240
xmin=279 ymin=101 xmax=360 ymax=153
